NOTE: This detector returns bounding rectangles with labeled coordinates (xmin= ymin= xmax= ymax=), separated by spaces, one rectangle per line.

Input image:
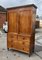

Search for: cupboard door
xmin=7 ymin=33 xmax=18 ymax=40
xmin=19 ymin=11 xmax=31 ymax=34
xmin=8 ymin=11 xmax=18 ymax=33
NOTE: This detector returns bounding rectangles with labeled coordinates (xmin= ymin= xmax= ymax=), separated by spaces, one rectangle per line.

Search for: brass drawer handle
xmin=23 ymin=42 xmax=24 ymax=44
xmin=11 ymin=39 xmax=13 ymax=42
xmin=11 ymin=40 xmax=13 ymax=42
xmin=11 ymin=35 xmax=13 ymax=38
xmin=11 ymin=44 xmax=13 ymax=47
xmin=22 ymin=37 xmax=25 ymax=40
xmin=23 ymin=48 xmax=24 ymax=50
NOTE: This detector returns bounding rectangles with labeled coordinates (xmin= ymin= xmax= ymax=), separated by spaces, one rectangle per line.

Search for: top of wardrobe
xmin=7 ymin=4 xmax=37 ymax=10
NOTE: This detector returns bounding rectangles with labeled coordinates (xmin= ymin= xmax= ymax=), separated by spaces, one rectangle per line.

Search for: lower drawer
xmin=7 ymin=42 xmax=13 ymax=48
xmin=13 ymin=41 xmax=30 ymax=52
xmin=22 ymin=46 xmax=29 ymax=52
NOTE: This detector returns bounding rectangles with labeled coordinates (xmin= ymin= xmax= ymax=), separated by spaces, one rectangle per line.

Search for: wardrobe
xmin=7 ymin=4 xmax=37 ymax=56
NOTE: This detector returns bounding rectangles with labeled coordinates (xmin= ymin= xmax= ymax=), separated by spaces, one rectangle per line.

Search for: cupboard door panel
xmin=13 ymin=41 xmax=18 ymax=48
xmin=22 ymin=41 xmax=30 ymax=47
xmin=22 ymin=46 xmax=29 ymax=52
xmin=18 ymin=35 xmax=30 ymax=42
xmin=19 ymin=11 xmax=31 ymax=34
xmin=8 ymin=11 xmax=18 ymax=33
xmin=13 ymin=12 xmax=18 ymax=33
xmin=8 ymin=12 xmax=14 ymax=32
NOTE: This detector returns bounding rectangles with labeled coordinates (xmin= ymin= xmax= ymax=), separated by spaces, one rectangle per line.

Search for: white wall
xmin=39 ymin=20 xmax=42 ymax=28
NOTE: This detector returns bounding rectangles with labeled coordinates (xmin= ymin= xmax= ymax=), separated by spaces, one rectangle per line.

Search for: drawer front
xmin=17 ymin=41 xmax=23 ymax=50
xmin=22 ymin=41 xmax=30 ymax=47
xmin=18 ymin=35 xmax=30 ymax=41
xmin=13 ymin=40 xmax=30 ymax=51
xmin=7 ymin=33 xmax=14 ymax=38
xmin=18 ymin=35 xmax=30 ymax=46
xmin=17 ymin=40 xmax=30 ymax=52
xmin=18 ymin=35 xmax=22 ymax=41
xmin=7 ymin=33 xmax=18 ymax=41
xmin=13 ymin=35 xmax=18 ymax=41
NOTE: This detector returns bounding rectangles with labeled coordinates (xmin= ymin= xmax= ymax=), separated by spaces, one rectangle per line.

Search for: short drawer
xmin=18 ymin=35 xmax=30 ymax=42
xmin=7 ymin=33 xmax=18 ymax=41
xmin=8 ymin=33 xmax=17 ymax=37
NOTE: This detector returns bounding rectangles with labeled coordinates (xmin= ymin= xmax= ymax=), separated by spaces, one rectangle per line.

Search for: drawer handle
xmin=11 ymin=35 xmax=13 ymax=38
xmin=22 ymin=37 xmax=25 ymax=40
xmin=11 ymin=44 xmax=13 ymax=47
xmin=23 ymin=48 xmax=24 ymax=50
xmin=23 ymin=42 xmax=24 ymax=44
xmin=11 ymin=40 xmax=13 ymax=42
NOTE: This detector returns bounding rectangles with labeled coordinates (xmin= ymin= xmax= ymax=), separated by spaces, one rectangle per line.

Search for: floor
xmin=0 ymin=28 xmax=42 ymax=60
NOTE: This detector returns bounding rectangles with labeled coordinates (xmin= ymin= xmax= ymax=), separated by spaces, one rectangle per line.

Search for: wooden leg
xmin=32 ymin=46 xmax=34 ymax=52
xmin=32 ymin=49 xmax=34 ymax=52
xmin=29 ymin=54 xmax=31 ymax=57
xmin=29 ymin=53 xmax=31 ymax=57
xmin=7 ymin=48 xmax=9 ymax=51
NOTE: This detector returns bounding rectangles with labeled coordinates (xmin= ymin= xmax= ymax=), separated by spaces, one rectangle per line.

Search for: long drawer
xmin=7 ymin=33 xmax=18 ymax=41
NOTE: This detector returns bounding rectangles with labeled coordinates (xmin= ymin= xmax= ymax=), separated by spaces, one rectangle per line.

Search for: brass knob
xmin=11 ymin=35 xmax=13 ymax=38
xmin=23 ymin=42 xmax=24 ymax=44
xmin=11 ymin=44 xmax=13 ymax=47
xmin=22 ymin=37 xmax=25 ymax=40
xmin=11 ymin=40 xmax=13 ymax=42
xmin=23 ymin=48 xmax=24 ymax=50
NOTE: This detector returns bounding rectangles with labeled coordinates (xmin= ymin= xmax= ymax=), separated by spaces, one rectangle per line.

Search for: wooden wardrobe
xmin=7 ymin=4 xmax=37 ymax=56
